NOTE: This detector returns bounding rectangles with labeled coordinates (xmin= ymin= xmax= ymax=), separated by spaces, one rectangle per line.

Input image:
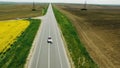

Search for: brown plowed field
xmin=0 ymin=3 xmax=48 ymax=20
xmin=55 ymin=4 xmax=120 ymax=68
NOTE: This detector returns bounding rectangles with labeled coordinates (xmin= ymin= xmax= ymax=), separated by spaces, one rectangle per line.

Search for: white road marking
xmin=28 ymin=19 xmax=43 ymax=68
xmin=56 ymin=24 xmax=71 ymax=68
xmin=48 ymin=16 xmax=51 ymax=68
xmin=48 ymin=44 xmax=50 ymax=68
xmin=53 ymin=10 xmax=71 ymax=68
xmin=53 ymin=19 xmax=63 ymax=68
xmin=35 ymin=22 xmax=45 ymax=68
xmin=56 ymin=19 xmax=71 ymax=68
xmin=28 ymin=4 xmax=70 ymax=68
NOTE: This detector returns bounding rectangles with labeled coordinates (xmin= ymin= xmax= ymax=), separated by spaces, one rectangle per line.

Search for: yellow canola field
xmin=0 ymin=20 xmax=30 ymax=52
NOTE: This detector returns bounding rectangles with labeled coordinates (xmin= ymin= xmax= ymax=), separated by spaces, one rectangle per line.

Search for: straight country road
xmin=28 ymin=4 xmax=70 ymax=68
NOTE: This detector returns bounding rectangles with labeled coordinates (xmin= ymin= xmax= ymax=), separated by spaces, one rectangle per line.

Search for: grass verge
xmin=53 ymin=6 xmax=98 ymax=68
xmin=42 ymin=5 xmax=48 ymax=15
xmin=0 ymin=19 xmax=41 ymax=68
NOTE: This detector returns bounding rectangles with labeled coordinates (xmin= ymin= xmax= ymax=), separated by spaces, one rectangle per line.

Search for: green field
xmin=53 ymin=6 xmax=98 ymax=68
xmin=0 ymin=19 xmax=41 ymax=68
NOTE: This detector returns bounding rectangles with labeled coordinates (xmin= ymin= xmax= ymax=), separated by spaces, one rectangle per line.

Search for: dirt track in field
xmin=54 ymin=4 xmax=120 ymax=68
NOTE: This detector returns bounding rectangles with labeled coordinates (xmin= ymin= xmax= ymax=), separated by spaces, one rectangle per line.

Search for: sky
xmin=0 ymin=0 xmax=120 ymax=5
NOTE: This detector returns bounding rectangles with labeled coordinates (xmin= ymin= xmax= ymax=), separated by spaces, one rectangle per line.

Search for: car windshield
xmin=48 ymin=37 xmax=51 ymax=39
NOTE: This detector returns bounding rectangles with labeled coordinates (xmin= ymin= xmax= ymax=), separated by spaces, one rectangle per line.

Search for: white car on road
xmin=47 ymin=36 xmax=53 ymax=44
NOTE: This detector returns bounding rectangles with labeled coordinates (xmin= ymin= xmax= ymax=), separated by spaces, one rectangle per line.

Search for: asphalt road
xmin=28 ymin=4 xmax=70 ymax=68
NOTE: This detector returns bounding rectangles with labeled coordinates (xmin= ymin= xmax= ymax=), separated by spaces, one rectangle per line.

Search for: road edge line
xmin=24 ymin=19 xmax=43 ymax=68
xmin=58 ymin=25 xmax=74 ymax=68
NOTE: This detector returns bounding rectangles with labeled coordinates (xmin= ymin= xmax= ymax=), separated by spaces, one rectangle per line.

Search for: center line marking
xmin=48 ymin=9 xmax=51 ymax=68
xmin=52 ymin=15 xmax=63 ymax=68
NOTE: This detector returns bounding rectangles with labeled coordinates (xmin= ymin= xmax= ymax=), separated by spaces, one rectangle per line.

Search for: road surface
xmin=28 ymin=4 xmax=70 ymax=68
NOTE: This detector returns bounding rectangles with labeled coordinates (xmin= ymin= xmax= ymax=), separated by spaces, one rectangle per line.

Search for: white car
xmin=47 ymin=36 xmax=53 ymax=44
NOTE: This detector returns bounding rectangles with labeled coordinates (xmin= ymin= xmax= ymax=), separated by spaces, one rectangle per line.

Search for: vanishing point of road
xmin=28 ymin=4 xmax=71 ymax=68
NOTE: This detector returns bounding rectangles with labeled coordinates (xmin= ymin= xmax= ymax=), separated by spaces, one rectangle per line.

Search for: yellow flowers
xmin=0 ymin=20 xmax=30 ymax=52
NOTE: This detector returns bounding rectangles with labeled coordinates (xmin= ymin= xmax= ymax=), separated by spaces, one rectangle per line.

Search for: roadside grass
xmin=53 ymin=7 xmax=98 ymax=68
xmin=42 ymin=5 xmax=48 ymax=15
xmin=0 ymin=19 xmax=41 ymax=68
